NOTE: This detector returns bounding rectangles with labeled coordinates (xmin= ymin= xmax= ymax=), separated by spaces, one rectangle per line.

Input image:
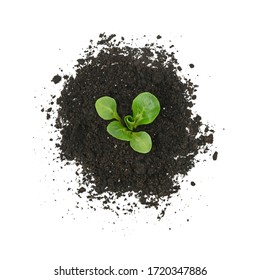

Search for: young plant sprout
xmin=95 ymin=92 xmax=160 ymax=153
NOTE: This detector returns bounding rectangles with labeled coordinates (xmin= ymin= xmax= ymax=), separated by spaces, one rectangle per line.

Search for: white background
xmin=1 ymin=0 xmax=259 ymax=279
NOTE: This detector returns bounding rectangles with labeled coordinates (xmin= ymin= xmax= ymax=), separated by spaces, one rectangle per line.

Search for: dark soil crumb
xmin=213 ymin=151 xmax=218 ymax=160
xmin=46 ymin=33 xmax=215 ymax=218
xmin=191 ymin=181 xmax=196 ymax=186
xmin=189 ymin=63 xmax=195 ymax=68
xmin=78 ymin=187 xmax=86 ymax=194
xmin=51 ymin=74 xmax=62 ymax=84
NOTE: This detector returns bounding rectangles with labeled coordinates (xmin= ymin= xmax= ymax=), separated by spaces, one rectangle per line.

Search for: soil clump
xmin=47 ymin=33 xmax=215 ymax=215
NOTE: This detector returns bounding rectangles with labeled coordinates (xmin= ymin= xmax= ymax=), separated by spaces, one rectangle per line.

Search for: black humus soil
xmin=49 ymin=33 xmax=215 ymax=215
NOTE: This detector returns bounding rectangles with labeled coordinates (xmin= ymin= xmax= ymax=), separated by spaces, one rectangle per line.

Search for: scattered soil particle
xmin=191 ymin=181 xmax=196 ymax=186
xmin=213 ymin=151 xmax=218 ymax=160
xmin=47 ymin=33 xmax=216 ymax=216
xmin=78 ymin=187 xmax=86 ymax=194
xmin=51 ymin=74 xmax=62 ymax=84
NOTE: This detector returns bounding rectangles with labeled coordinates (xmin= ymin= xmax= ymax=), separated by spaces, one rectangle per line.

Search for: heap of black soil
xmin=48 ymin=33 xmax=215 ymax=215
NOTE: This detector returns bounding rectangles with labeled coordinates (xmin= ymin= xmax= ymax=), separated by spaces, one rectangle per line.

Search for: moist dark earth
xmin=46 ymin=33 xmax=216 ymax=216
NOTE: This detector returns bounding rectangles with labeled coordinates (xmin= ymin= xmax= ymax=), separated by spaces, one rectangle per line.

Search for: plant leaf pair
xmin=107 ymin=121 xmax=152 ymax=153
xmin=95 ymin=92 xmax=160 ymax=153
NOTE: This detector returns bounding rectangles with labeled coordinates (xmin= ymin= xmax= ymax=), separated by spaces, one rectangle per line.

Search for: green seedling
xmin=95 ymin=92 xmax=160 ymax=153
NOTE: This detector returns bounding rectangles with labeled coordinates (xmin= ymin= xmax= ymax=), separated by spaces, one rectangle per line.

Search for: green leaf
xmin=124 ymin=115 xmax=135 ymax=131
xmin=95 ymin=96 xmax=121 ymax=121
xmin=132 ymin=92 xmax=160 ymax=128
xmin=130 ymin=131 xmax=152 ymax=154
xmin=107 ymin=121 xmax=132 ymax=141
